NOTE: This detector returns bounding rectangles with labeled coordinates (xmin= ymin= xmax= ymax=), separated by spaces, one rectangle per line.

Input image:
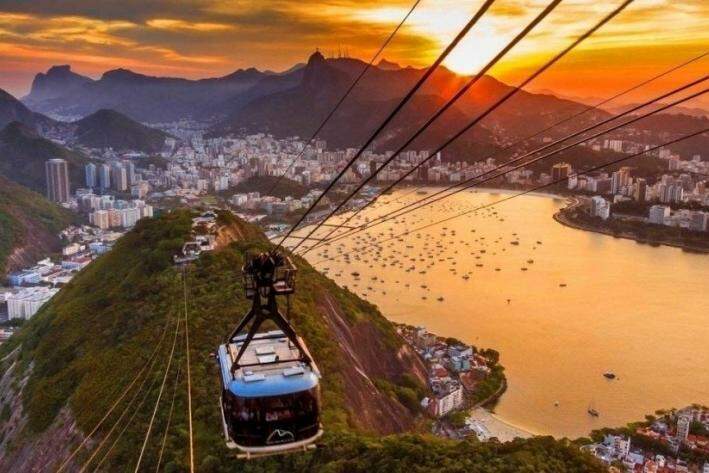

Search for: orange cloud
xmin=146 ymin=18 xmax=234 ymax=32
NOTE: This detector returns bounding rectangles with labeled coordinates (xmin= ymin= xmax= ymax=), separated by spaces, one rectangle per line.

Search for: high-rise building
xmin=85 ymin=163 xmax=97 ymax=188
xmin=649 ymin=205 xmax=670 ymax=225
xmin=45 ymin=158 xmax=70 ymax=203
xmin=98 ymin=164 xmax=111 ymax=190
xmin=590 ymin=196 xmax=610 ymax=220
xmin=369 ymin=160 xmax=378 ymax=178
xmin=111 ymin=163 xmax=128 ymax=192
xmin=126 ymin=161 xmax=136 ymax=185
xmin=634 ymin=178 xmax=647 ymax=202
xmin=677 ymin=414 xmax=691 ymax=443
xmin=611 ymin=167 xmax=631 ymax=195
xmin=551 ymin=163 xmax=572 ymax=182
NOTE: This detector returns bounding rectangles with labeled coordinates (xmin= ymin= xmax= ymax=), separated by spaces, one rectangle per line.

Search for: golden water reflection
xmin=295 ymin=189 xmax=709 ymax=438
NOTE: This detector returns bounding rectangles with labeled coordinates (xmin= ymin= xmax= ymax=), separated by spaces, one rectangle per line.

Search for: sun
xmin=443 ymin=25 xmax=509 ymax=75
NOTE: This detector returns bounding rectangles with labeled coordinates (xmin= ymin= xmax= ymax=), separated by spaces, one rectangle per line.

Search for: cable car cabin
xmin=173 ymin=241 xmax=201 ymax=264
xmin=218 ymin=330 xmax=323 ymax=458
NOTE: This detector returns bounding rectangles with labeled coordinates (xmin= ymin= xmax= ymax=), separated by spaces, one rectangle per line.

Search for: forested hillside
xmin=0 ymin=175 xmax=75 ymax=275
xmin=0 ymin=211 xmax=604 ymax=472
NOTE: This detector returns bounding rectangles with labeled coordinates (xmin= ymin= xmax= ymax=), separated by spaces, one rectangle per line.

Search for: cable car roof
xmin=218 ymin=330 xmax=319 ymax=398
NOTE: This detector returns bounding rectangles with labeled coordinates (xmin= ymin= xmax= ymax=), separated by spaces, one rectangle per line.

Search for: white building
xmin=677 ymin=414 xmax=691 ymax=443
xmin=7 ymin=287 xmax=59 ymax=320
xmin=590 ymin=196 xmax=610 ymax=220
xmin=648 ymin=205 xmax=670 ymax=225
xmin=432 ymin=384 xmax=464 ymax=417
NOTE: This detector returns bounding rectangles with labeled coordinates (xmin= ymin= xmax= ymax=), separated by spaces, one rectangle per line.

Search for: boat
xmin=554 ymin=401 xmax=560 ymax=407
xmin=587 ymin=408 xmax=600 ymax=417
xmin=437 ymin=297 xmax=444 ymax=302
xmin=559 ymin=283 xmax=567 ymax=287
xmin=603 ymin=372 xmax=616 ymax=380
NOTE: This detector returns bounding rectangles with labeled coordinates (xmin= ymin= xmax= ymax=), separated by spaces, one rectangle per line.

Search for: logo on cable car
xmin=266 ymin=429 xmax=295 ymax=444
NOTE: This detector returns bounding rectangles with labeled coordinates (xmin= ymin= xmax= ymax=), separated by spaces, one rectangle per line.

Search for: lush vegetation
xmin=374 ymin=374 xmax=428 ymax=415
xmin=611 ymin=199 xmax=708 ymax=217
xmin=0 ymin=121 xmax=93 ymax=193
xmin=229 ymin=175 xmax=308 ymax=199
xmin=0 ymin=175 xmax=76 ymax=274
xmin=560 ymin=206 xmax=709 ymax=252
xmin=0 ymin=211 xmax=605 ymax=472
xmin=73 ymin=109 xmax=169 ymax=153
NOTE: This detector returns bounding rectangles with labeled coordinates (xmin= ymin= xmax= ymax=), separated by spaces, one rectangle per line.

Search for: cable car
xmin=174 ymin=241 xmax=202 ymax=264
xmin=217 ymin=253 xmax=323 ymax=459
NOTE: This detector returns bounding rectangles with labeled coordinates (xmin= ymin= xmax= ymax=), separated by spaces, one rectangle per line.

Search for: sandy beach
xmin=467 ymin=408 xmax=535 ymax=442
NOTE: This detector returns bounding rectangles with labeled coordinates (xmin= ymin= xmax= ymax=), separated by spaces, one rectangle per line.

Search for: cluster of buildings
xmin=398 ymin=325 xmax=494 ymax=418
xmin=647 ymin=205 xmax=709 ymax=232
xmin=1 ymin=226 xmax=124 ymax=322
xmin=228 ymin=189 xmax=325 ymax=216
xmin=547 ymin=160 xmax=709 ymax=232
xmin=173 ymin=211 xmax=218 ymax=264
xmin=585 ymin=406 xmax=709 ymax=472
xmin=74 ymin=190 xmax=154 ymax=229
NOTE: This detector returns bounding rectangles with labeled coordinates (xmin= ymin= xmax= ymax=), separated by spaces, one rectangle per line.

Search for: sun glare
xmin=443 ymin=25 xmax=509 ymax=75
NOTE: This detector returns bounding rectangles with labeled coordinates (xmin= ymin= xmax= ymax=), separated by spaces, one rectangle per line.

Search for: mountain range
xmin=21 ymin=52 xmax=610 ymax=154
xmin=6 ymin=52 xmax=706 ymax=161
xmin=22 ymin=64 xmax=301 ymax=123
xmin=0 ymin=89 xmax=169 ymax=154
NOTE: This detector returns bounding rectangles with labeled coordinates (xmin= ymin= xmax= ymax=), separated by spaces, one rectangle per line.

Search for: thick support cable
xmin=265 ymin=0 xmax=422 ymax=197
xmin=310 ymin=87 xmax=708 ymax=258
xmin=301 ymin=0 xmax=635 ymax=253
xmin=315 ymin=128 xmax=708 ymax=266
xmin=275 ymin=0 xmax=497 ymax=251
xmin=304 ymin=77 xmax=707 ymax=251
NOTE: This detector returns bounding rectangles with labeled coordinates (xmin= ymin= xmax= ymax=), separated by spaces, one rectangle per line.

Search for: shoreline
xmin=553 ymin=201 xmax=709 ymax=255
xmin=466 ymin=407 xmax=535 ymax=442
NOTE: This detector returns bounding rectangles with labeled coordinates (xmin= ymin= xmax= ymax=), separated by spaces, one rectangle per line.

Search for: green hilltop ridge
xmin=0 ymin=211 xmax=604 ymax=472
xmin=0 ymin=175 xmax=75 ymax=275
xmin=0 ymin=121 xmax=92 ymax=194
xmin=72 ymin=108 xmax=170 ymax=153
xmin=230 ymin=175 xmax=308 ymax=199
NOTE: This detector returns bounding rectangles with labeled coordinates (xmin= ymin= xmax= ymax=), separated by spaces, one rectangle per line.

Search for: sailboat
xmin=587 ymin=401 xmax=600 ymax=417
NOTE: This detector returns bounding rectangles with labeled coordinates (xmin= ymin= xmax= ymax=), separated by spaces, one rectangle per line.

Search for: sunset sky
xmin=0 ymin=0 xmax=707 ymax=106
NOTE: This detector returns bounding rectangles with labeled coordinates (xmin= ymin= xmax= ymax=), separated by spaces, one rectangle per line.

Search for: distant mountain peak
xmin=0 ymin=90 xmax=56 ymax=131
xmin=377 ymin=58 xmax=401 ymax=70
xmin=46 ymin=65 xmax=74 ymax=75
xmin=25 ymin=64 xmax=92 ymax=105
xmin=72 ymin=108 xmax=169 ymax=152
xmin=101 ymin=68 xmax=145 ymax=81
xmin=308 ymin=50 xmax=326 ymax=66
xmin=219 ymin=67 xmax=264 ymax=82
